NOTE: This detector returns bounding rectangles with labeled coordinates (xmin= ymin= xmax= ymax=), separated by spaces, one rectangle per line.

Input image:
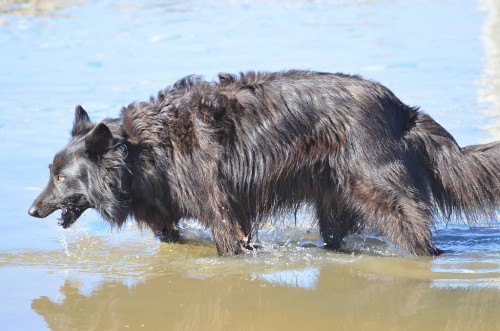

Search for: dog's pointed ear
xmin=85 ymin=123 xmax=113 ymax=157
xmin=72 ymin=105 xmax=94 ymax=137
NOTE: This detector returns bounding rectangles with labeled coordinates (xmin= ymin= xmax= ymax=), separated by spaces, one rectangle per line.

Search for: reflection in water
xmin=31 ymin=261 xmax=499 ymax=331
xmin=4 ymin=229 xmax=496 ymax=330
xmin=2 ymin=215 xmax=499 ymax=330
xmin=258 ymin=267 xmax=320 ymax=290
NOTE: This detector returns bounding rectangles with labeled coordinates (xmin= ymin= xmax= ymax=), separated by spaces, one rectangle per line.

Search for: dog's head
xmin=28 ymin=106 xmax=129 ymax=228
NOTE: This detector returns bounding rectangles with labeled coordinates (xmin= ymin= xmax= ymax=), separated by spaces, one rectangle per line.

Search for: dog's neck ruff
xmin=120 ymin=142 xmax=129 ymax=160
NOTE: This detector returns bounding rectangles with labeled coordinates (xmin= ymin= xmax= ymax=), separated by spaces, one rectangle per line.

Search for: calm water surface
xmin=0 ymin=1 xmax=499 ymax=330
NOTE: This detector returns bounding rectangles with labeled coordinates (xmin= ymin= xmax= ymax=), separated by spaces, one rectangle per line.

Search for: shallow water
xmin=0 ymin=1 xmax=499 ymax=330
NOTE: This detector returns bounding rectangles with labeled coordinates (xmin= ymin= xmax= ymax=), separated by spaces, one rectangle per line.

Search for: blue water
xmin=0 ymin=1 xmax=498 ymax=330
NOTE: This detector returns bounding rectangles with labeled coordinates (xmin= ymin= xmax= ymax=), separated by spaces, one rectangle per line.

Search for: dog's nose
xmin=28 ymin=206 xmax=41 ymax=218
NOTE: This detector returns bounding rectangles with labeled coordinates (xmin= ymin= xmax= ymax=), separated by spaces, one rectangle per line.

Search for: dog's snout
xmin=28 ymin=206 xmax=41 ymax=218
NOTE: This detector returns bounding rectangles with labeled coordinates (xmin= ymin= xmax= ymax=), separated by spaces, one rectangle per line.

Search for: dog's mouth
xmin=57 ymin=206 xmax=87 ymax=228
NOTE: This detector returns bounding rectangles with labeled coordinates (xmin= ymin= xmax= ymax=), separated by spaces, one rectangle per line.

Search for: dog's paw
xmin=238 ymin=241 xmax=263 ymax=253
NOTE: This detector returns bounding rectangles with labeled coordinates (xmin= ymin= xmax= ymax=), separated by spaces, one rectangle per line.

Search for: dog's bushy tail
xmin=406 ymin=112 xmax=500 ymax=223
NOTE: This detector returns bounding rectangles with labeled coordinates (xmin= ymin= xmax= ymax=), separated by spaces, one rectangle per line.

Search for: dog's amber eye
xmin=57 ymin=175 xmax=65 ymax=182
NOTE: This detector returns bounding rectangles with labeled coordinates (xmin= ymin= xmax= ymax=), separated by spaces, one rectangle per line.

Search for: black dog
xmin=28 ymin=70 xmax=500 ymax=256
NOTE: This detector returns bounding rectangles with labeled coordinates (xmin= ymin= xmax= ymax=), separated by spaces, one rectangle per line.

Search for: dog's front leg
xmin=210 ymin=217 xmax=248 ymax=256
xmin=156 ymin=221 xmax=182 ymax=243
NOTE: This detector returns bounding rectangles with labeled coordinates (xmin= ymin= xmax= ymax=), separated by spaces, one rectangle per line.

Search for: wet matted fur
xmin=29 ymin=70 xmax=500 ymax=256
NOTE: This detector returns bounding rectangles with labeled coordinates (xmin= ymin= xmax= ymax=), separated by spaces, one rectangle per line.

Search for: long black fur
xmin=29 ymin=70 xmax=500 ymax=256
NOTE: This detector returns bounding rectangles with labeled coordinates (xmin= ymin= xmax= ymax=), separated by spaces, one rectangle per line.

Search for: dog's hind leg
xmin=316 ymin=198 xmax=361 ymax=250
xmin=350 ymin=175 xmax=437 ymax=255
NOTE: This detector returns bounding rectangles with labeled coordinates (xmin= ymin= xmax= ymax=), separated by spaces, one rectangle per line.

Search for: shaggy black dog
xmin=29 ymin=70 xmax=500 ymax=256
